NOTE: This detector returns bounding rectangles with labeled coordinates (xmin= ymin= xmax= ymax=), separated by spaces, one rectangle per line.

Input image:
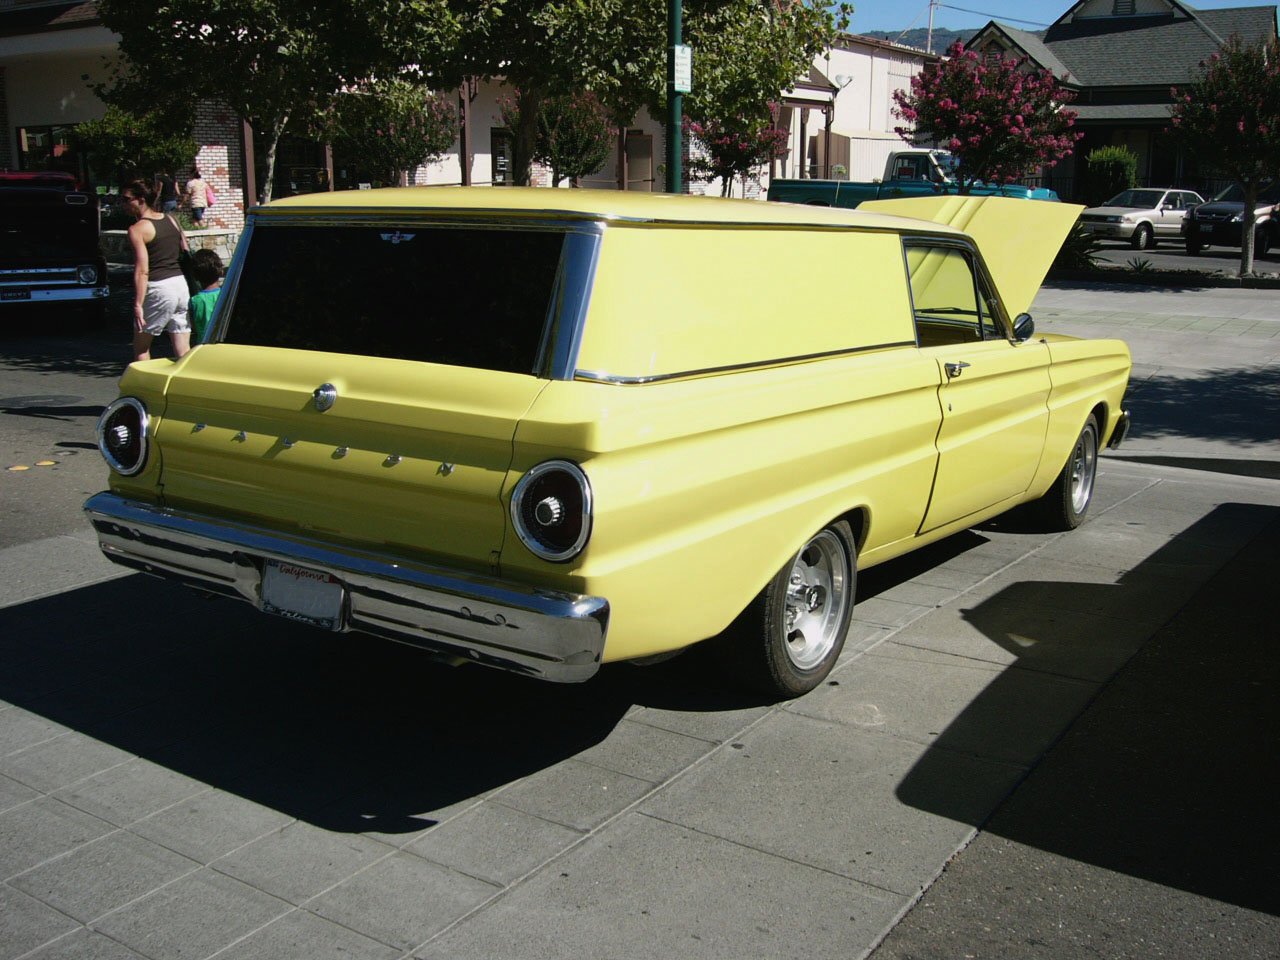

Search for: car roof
xmin=259 ymin=185 xmax=968 ymax=236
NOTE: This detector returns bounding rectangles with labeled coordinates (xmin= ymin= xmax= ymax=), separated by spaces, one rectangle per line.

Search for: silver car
xmin=1079 ymin=188 xmax=1205 ymax=250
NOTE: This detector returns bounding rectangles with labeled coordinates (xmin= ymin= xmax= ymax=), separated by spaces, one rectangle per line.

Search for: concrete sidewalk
xmin=870 ymin=511 xmax=1280 ymax=960
xmin=2 ymin=286 xmax=1278 ymax=960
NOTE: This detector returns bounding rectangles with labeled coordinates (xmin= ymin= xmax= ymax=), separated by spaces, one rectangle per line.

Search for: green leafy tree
xmin=324 ymin=80 xmax=459 ymax=186
xmin=453 ymin=0 xmax=847 ymax=188
xmin=95 ymin=0 xmax=459 ymax=203
xmin=1171 ymin=36 xmax=1280 ymax=276
xmin=893 ymin=42 xmax=1080 ymax=193
xmin=500 ymin=91 xmax=614 ymax=186
xmin=71 ymin=106 xmax=198 ymax=189
xmin=685 ymin=104 xmax=789 ymax=196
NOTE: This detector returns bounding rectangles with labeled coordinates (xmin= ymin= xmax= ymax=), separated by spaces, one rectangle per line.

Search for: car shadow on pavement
xmin=1125 ymin=365 xmax=1280 ymax=445
xmin=894 ymin=502 xmax=1280 ymax=916
xmin=0 ymin=572 xmax=769 ymax=835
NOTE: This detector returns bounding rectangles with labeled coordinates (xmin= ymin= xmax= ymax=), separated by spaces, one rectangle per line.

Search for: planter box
xmin=101 ymin=228 xmax=240 ymax=266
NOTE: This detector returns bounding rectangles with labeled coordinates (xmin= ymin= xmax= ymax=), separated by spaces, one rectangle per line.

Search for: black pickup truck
xmin=1 ymin=171 xmax=109 ymax=326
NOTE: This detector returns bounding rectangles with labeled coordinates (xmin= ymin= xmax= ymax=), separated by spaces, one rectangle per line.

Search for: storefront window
xmin=18 ymin=125 xmax=84 ymax=182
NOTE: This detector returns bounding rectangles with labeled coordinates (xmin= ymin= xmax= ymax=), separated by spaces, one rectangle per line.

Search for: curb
xmin=1049 ymin=267 xmax=1280 ymax=290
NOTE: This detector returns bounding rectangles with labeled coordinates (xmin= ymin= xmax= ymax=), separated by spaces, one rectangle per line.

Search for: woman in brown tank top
xmin=124 ymin=179 xmax=191 ymax=364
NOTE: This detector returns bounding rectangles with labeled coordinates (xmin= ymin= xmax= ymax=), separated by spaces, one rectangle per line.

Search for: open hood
xmin=858 ymin=195 xmax=1082 ymax=319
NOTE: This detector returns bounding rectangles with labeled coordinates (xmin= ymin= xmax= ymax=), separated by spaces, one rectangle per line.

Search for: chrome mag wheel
xmin=1069 ymin=419 xmax=1099 ymax=516
xmin=781 ymin=529 xmax=851 ymax=671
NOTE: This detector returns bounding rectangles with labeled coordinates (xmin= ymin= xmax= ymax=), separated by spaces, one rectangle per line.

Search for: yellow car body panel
xmin=87 ymin=187 xmax=1132 ymax=682
xmin=577 ymin=225 xmax=914 ymax=379
xmin=150 ymin=344 xmax=546 ymax=570
xmin=503 ymin=350 xmax=944 ymax=659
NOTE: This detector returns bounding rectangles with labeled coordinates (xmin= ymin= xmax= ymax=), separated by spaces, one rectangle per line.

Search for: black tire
xmin=1186 ymin=240 xmax=1203 ymax=256
xmin=1254 ymin=229 xmax=1271 ymax=258
xmin=1130 ymin=223 xmax=1154 ymax=250
xmin=726 ymin=520 xmax=857 ymax=698
xmin=1029 ymin=414 xmax=1099 ymax=531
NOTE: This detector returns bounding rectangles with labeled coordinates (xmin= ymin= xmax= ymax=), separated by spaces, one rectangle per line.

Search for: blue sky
xmin=843 ymin=0 xmax=1276 ymax=35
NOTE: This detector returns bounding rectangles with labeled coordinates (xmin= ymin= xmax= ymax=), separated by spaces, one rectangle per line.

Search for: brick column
xmin=189 ymin=100 xmax=247 ymax=231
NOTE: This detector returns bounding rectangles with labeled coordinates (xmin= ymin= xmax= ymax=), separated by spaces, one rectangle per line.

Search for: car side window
xmin=906 ymin=245 xmax=1002 ymax=347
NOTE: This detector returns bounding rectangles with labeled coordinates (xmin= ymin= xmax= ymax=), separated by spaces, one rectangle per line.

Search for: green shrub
xmin=1081 ymin=146 xmax=1138 ymax=207
xmin=1052 ymin=221 xmax=1104 ymax=272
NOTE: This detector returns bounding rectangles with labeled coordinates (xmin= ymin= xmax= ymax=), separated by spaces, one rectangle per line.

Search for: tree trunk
xmin=511 ymin=87 xmax=543 ymax=187
xmin=1238 ymin=181 xmax=1259 ymax=277
xmin=259 ymin=115 xmax=289 ymax=204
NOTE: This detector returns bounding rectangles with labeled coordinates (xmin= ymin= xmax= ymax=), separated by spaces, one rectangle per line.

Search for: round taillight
xmin=97 ymin=397 xmax=150 ymax=476
xmin=511 ymin=460 xmax=592 ymax=562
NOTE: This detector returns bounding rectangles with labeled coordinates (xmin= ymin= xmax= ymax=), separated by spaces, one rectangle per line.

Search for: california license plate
xmin=1199 ymin=224 xmax=1212 ymax=232
xmin=261 ymin=561 xmax=345 ymax=629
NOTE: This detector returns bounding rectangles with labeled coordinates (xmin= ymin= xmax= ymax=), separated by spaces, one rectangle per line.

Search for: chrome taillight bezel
xmin=510 ymin=459 xmax=593 ymax=563
xmin=97 ymin=397 xmax=150 ymax=476
xmin=76 ymin=264 xmax=99 ymax=284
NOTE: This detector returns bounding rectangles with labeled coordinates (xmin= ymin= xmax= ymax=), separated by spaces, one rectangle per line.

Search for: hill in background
xmin=859 ymin=27 xmax=977 ymax=54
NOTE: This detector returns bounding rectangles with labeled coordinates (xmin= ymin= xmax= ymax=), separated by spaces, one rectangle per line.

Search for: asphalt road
xmin=1 ymin=284 xmax=1277 ymax=960
xmin=1092 ymin=238 xmax=1280 ymax=276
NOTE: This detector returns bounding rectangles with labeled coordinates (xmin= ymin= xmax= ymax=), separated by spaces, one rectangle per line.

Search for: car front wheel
xmin=1130 ymin=223 xmax=1154 ymax=250
xmin=1030 ymin=414 xmax=1099 ymax=531
xmin=728 ymin=520 xmax=856 ymax=698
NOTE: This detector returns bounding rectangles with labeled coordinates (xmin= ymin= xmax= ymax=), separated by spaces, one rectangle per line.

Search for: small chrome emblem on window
xmin=313 ymin=383 xmax=337 ymax=412
xmin=380 ymin=231 xmax=415 ymax=245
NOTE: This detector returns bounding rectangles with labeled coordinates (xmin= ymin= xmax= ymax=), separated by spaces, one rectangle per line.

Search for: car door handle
xmin=944 ymin=361 xmax=971 ymax=378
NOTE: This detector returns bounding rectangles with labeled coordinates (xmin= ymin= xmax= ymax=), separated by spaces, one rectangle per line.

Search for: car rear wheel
xmin=1255 ymin=229 xmax=1271 ymax=258
xmin=1130 ymin=223 xmax=1154 ymax=250
xmin=727 ymin=520 xmax=856 ymax=698
xmin=1029 ymin=414 xmax=1099 ymax=531
xmin=1186 ymin=240 xmax=1203 ymax=255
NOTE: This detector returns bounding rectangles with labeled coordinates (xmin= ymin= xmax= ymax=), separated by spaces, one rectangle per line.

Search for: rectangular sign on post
xmin=672 ymin=45 xmax=692 ymax=94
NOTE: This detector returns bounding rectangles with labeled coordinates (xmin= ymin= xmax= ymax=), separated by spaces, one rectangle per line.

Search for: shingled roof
xmin=981 ymin=1 xmax=1277 ymax=89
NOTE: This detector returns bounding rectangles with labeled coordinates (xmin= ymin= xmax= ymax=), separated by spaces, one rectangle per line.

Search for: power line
xmin=937 ymin=3 xmax=1051 ymax=28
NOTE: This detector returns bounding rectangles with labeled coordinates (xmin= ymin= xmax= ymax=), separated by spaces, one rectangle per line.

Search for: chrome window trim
xmin=537 ymin=228 xmax=603 ymax=380
xmin=901 ymin=234 xmax=1014 ymax=343
xmin=209 ymin=214 xmax=602 ymax=379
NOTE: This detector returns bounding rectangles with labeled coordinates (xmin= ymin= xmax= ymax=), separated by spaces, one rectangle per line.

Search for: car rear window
xmin=221 ymin=224 xmax=566 ymax=374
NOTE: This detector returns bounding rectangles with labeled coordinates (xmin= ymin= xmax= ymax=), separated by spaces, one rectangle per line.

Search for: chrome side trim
xmin=84 ymin=492 xmax=609 ymax=682
xmin=574 ymin=341 xmax=917 ymax=385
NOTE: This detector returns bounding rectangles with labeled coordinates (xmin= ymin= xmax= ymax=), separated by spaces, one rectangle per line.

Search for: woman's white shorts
xmin=142 ymin=275 xmax=191 ymax=336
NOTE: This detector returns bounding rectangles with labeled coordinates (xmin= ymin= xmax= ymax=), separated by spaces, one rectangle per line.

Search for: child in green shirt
xmin=188 ymin=248 xmax=224 ymax=343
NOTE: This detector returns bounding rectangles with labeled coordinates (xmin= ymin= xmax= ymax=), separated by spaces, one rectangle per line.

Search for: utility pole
xmin=927 ymin=0 xmax=938 ymax=54
xmin=666 ymin=0 xmax=691 ymax=194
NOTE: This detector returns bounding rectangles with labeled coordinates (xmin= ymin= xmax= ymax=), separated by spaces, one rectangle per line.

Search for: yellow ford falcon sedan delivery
xmin=86 ymin=189 xmax=1131 ymax=698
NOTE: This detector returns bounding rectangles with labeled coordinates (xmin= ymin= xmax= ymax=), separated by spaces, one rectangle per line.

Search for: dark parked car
xmin=1181 ymin=180 xmax=1280 ymax=256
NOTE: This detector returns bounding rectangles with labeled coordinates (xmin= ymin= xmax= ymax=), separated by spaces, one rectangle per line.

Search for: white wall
xmin=2 ymin=34 xmax=117 ymax=165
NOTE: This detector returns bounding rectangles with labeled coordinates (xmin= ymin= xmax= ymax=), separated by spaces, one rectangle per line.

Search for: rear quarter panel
xmin=503 ymin=349 xmax=944 ymax=661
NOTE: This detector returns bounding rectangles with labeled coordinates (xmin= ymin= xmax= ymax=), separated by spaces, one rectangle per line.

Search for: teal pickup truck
xmin=768 ymin=149 xmax=1060 ymax=207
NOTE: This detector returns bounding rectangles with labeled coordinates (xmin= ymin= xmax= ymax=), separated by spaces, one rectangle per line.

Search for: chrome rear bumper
xmin=84 ymin=492 xmax=609 ymax=682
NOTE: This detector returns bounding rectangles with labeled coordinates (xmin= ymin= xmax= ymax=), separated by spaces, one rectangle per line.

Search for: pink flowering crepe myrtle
xmin=892 ymin=42 xmax=1080 ymax=190
xmin=684 ymin=103 xmax=790 ymax=195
